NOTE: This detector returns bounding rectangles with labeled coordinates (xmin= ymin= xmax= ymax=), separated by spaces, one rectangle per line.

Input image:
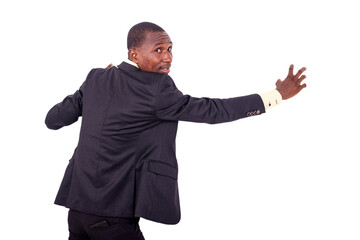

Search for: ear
xmin=128 ymin=49 xmax=138 ymax=64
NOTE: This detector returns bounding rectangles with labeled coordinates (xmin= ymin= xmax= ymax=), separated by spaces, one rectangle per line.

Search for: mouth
xmin=159 ymin=64 xmax=171 ymax=74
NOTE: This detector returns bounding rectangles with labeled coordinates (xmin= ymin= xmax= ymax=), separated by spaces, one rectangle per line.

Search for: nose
xmin=162 ymin=51 xmax=172 ymax=63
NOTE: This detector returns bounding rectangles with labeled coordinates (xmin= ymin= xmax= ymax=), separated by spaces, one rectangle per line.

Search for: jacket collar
xmin=118 ymin=60 xmax=140 ymax=72
xmin=123 ymin=58 xmax=139 ymax=68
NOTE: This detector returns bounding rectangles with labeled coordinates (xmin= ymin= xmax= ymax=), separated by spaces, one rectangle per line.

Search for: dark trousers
xmin=68 ymin=209 xmax=145 ymax=240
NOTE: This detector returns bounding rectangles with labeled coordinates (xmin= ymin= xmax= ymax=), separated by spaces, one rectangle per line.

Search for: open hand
xmin=276 ymin=64 xmax=307 ymax=100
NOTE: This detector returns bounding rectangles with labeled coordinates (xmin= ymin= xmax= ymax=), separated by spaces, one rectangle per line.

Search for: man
xmin=45 ymin=22 xmax=306 ymax=240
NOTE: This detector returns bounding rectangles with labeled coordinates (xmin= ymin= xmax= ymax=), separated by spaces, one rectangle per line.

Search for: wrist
xmin=260 ymin=90 xmax=282 ymax=109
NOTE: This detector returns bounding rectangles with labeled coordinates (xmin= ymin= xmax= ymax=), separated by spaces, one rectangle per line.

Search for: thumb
xmin=276 ymin=79 xmax=282 ymax=87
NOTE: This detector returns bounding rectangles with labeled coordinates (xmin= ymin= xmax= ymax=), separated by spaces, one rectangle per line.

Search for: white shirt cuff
xmin=260 ymin=90 xmax=282 ymax=109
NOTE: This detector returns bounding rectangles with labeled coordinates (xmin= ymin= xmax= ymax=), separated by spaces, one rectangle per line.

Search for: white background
xmin=1 ymin=0 xmax=359 ymax=239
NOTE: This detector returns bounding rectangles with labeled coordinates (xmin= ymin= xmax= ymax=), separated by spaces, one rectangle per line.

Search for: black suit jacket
xmin=45 ymin=62 xmax=265 ymax=224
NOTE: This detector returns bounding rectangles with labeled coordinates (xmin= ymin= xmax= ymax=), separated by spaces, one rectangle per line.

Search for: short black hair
xmin=127 ymin=22 xmax=165 ymax=50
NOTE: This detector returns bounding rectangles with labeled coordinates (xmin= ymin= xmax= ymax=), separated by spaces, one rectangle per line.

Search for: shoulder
xmin=88 ymin=67 xmax=113 ymax=76
xmin=84 ymin=67 xmax=123 ymax=83
xmin=157 ymin=74 xmax=178 ymax=92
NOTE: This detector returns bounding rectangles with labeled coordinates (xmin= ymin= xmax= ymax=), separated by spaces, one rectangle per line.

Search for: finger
xmin=294 ymin=67 xmax=306 ymax=79
xmin=298 ymin=83 xmax=307 ymax=91
xmin=296 ymin=75 xmax=306 ymax=84
xmin=276 ymin=79 xmax=282 ymax=87
xmin=106 ymin=63 xmax=113 ymax=69
xmin=288 ymin=64 xmax=294 ymax=77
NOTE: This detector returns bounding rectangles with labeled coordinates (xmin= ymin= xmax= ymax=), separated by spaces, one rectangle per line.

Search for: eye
xmin=168 ymin=47 xmax=172 ymax=52
xmin=155 ymin=48 xmax=161 ymax=53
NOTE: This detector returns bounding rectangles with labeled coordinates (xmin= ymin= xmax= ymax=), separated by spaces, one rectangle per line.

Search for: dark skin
xmin=276 ymin=64 xmax=307 ymax=100
xmin=129 ymin=31 xmax=173 ymax=74
xmin=107 ymin=31 xmax=307 ymax=100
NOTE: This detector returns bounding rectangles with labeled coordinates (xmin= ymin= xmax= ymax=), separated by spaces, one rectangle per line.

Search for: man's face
xmin=131 ymin=31 xmax=173 ymax=74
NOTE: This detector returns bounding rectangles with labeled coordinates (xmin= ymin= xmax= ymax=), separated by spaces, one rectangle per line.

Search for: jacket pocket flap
xmin=148 ymin=160 xmax=178 ymax=180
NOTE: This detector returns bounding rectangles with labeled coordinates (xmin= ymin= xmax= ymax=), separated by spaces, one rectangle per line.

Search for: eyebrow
xmin=154 ymin=41 xmax=173 ymax=47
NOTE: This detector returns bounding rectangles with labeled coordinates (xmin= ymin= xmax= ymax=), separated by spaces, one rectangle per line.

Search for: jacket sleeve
xmin=154 ymin=75 xmax=266 ymax=124
xmin=45 ymin=79 xmax=87 ymax=130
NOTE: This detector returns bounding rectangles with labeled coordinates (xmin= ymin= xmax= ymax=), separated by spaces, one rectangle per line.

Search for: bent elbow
xmin=45 ymin=110 xmax=62 ymax=130
xmin=45 ymin=118 xmax=61 ymax=130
